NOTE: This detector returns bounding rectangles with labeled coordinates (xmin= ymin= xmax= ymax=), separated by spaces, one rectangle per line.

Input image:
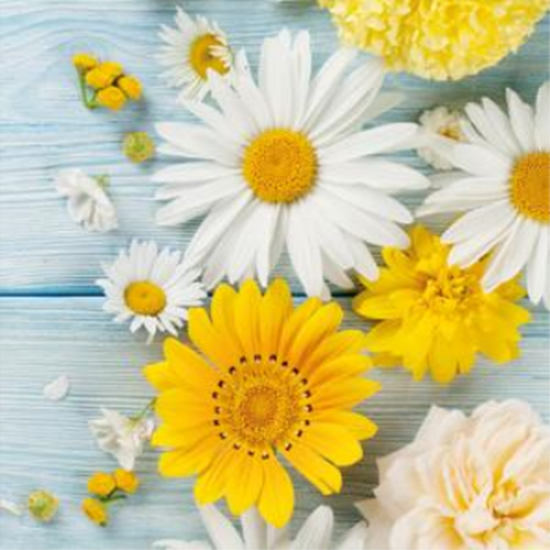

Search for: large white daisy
xmin=419 ymin=81 xmax=549 ymax=308
xmin=157 ymin=7 xmax=234 ymax=102
xmin=97 ymin=240 xmax=206 ymax=342
xmin=153 ymin=30 xmax=429 ymax=298
xmin=153 ymin=505 xmax=368 ymax=550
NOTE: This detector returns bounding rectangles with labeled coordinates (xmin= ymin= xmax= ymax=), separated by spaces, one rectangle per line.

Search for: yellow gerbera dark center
xmin=189 ymin=34 xmax=228 ymax=80
xmin=242 ymin=129 xmax=318 ymax=204
xmin=212 ymin=356 xmax=312 ymax=455
xmin=124 ymin=281 xmax=167 ymax=316
xmin=509 ymin=152 xmax=550 ymax=224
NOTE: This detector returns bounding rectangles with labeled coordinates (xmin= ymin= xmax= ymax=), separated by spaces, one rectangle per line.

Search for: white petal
xmin=535 ymin=81 xmax=550 ymax=150
xmin=0 ymin=499 xmax=23 ymax=516
xmin=506 ymin=88 xmax=536 ymax=152
xmin=423 ymin=176 xmax=507 ymax=204
xmin=348 ymin=237 xmax=379 ymax=281
xmin=152 ymin=163 xmax=238 ymax=185
xmin=290 ymin=31 xmax=312 ymax=128
xmin=199 ymin=506 xmax=245 ymax=550
xmin=336 ymin=522 xmax=369 ymax=550
xmin=527 ymin=229 xmax=549 ymax=305
xmin=449 ymin=143 xmax=512 ymax=177
xmin=241 ymin=508 xmax=267 ymax=550
xmin=320 ymin=123 xmax=419 ymax=163
xmin=483 ymin=218 xmax=538 ymax=292
xmin=291 ymin=506 xmax=334 ymax=550
xmin=43 ymin=375 xmax=70 ymax=401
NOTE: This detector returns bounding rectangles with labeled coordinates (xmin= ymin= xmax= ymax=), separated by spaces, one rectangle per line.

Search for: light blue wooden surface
xmin=0 ymin=2 xmax=549 ymax=549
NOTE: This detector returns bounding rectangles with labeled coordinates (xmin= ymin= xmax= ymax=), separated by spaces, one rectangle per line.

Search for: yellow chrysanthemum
xmin=144 ymin=279 xmax=379 ymax=528
xmin=354 ymin=226 xmax=530 ymax=384
xmin=319 ymin=0 xmax=549 ymax=80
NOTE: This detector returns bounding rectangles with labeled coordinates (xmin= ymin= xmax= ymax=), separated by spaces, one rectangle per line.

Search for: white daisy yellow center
xmin=243 ymin=129 xmax=318 ymax=204
xmin=509 ymin=152 xmax=550 ymax=224
xmin=212 ymin=356 xmax=312 ymax=454
xmin=124 ymin=281 xmax=167 ymax=316
xmin=189 ymin=34 xmax=228 ymax=80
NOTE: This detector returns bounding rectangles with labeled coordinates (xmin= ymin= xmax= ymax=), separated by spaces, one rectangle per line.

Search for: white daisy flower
xmin=157 ymin=7 xmax=234 ymax=102
xmin=417 ymin=106 xmax=466 ymax=171
xmin=97 ymin=240 xmax=206 ymax=342
xmin=419 ymin=81 xmax=550 ymax=308
xmin=153 ymin=30 xmax=429 ymax=298
xmin=55 ymin=168 xmax=117 ymax=233
xmin=89 ymin=408 xmax=154 ymax=471
xmin=153 ymin=505 xmax=368 ymax=550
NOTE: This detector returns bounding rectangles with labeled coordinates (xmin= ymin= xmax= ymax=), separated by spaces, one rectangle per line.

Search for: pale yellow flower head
xmin=28 ymin=490 xmax=59 ymax=523
xmin=319 ymin=0 xmax=549 ymax=80
xmin=354 ymin=226 xmax=530 ymax=383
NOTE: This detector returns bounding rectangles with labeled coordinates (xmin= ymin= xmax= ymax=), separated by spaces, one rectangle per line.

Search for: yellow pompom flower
xmin=319 ymin=0 xmax=550 ymax=80
xmin=99 ymin=61 xmax=124 ymax=80
xmin=96 ymin=87 xmax=127 ymax=111
xmin=354 ymin=226 xmax=531 ymax=384
xmin=87 ymin=472 xmax=116 ymax=497
xmin=117 ymin=76 xmax=142 ymax=101
xmin=113 ymin=469 xmax=139 ymax=494
xmin=85 ymin=67 xmax=116 ymax=90
xmin=28 ymin=490 xmax=59 ymax=523
xmin=144 ymin=279 xmax=379 ymax=528
xmin=73 ymin=53 xmax=98 ymax=72
xmin=82 ymin=498 xmax=108 ymax=526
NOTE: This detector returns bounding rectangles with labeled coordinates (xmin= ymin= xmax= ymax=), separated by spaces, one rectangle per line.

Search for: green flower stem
xmin=132 ymin=398 xmax=156 ymax=423
xmin=77 ymin=71 xmax=98 ymax=110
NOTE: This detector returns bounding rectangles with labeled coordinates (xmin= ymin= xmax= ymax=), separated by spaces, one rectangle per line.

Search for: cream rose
xmin=358 ymin=401 xmax=550 ymax=550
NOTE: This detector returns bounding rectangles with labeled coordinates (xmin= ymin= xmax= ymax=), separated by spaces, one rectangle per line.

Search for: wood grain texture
xmin=1 ymin=1 xmax=549 ymax=549
xmin=0 ymin=297 xmax=548 ymax=550
xmin=0 ymin=1 xmax=548 ymax=295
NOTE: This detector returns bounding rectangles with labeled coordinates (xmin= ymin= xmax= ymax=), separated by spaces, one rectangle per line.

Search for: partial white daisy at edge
xmin=55 ymin=168 xmax=117 ymax=233
xmin=157 ymin=7 xmax=235 ymax=103
xmin=97 ymin=240 xmax=206 ymax=342
xmin=419 ymin=81 xmax=550 ymax=309
xmin=153 ymin=30 xmax=429 ymax=298
xmin=153 ymin=504 xmax=368 ymax=550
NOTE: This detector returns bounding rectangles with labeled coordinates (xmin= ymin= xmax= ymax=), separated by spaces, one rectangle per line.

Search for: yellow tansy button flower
xmin=113 ymin=469 xmax=139 ymax=494
xmin=117 ymin=76 xmax=142 ymax=101
xmin=144 ymin=279 xmax=380 ymax=528
xmin=28 ymin=490 xmax=59 ymax=523
xmin=96 ymin=87 xmax=127 ymax=111
xmin=82 ymin=498 xmax=108 ymax=526
xmin=73 ymin=53 xmax=98 ymax=72
xmin=87 ymin=472 xmax=116 ymax=497
xmin=354 ymin=226 xmax=531 ymax=384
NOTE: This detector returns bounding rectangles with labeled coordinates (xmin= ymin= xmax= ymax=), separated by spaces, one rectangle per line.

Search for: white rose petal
xmin=43 ymin=375 xmax=70 ymax=401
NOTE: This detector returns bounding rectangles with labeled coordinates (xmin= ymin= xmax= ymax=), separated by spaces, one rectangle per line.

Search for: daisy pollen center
xmin=509 ymin=152 xmax=550 ymax=224
xmin=189 ymin=34 xmax=228 ymax=80
xmin=124 ymin=281 xmax=167 ymax=316
xmin=243 ymin=129 xmax=318 ymax=204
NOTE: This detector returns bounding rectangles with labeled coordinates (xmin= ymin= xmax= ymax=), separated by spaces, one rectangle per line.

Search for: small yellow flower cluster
xmin=81 ymin=469 xmax=140 ymax=526
xmin=73 ymin=53 xmax=142 ymax=111
xmin=123 ymin=132 xmax=156 ymax=164
xmin=319 ymin=0 xmax=549 ymax=80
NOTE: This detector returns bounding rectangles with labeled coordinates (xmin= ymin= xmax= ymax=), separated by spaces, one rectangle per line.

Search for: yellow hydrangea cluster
xmin=81 ymin=469 xmax=140 ymax=526
xmin=73 ymin=53 xmax=142 ymax=111
xmin=318 ymin=0 xmax=550 ymax=80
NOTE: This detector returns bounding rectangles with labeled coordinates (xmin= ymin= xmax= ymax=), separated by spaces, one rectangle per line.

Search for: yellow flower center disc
xmin=243 ymin=129 xmax=318 ymax=204
xmin=189 ymin=34 xmax=229 ymax=80
xmin=124 ymin=281 xmax=167 ymax=316
xmin=509 ymin=152 xmax=550 ymax=224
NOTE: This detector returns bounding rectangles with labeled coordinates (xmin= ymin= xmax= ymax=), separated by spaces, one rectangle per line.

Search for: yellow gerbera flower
xmin=319 ymin=0 xmax=549 ymax=81
xmin=354 ymin=226 xmax=531 ymax=384
xmin=144 ymin=279 xmax=379 ymax=528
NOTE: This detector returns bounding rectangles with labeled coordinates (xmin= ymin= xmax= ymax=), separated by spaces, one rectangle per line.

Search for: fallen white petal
xmin=0 ymin=499 xmax=23 ymax=516
xmin=43 ymin=375 xmax=70 ymax=401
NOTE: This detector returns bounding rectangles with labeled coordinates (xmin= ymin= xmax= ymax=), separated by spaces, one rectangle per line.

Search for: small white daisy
xmin=417 ymin=106 xmax=466 ymax=171
xmin=157 ymin=7 xmax=234 ymax=102
xmin=419 ymin=81 xmax=550 ymax=309
xmin=89 ymin=408 xmax=154 ymax=471
xmin=153 ymin=505 xmax=368 ymax=550
xmin=153 ymin=30 xmax=429 ymax=298
xmin=55 ymin=168 xmax=117 ymax=233
xmin=97 ymin=240 xmax=206 ymax=342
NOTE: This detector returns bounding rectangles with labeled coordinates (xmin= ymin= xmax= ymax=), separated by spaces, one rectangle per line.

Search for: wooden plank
xmin=0 ymin=2 xmax=548 ymax=294
xmin=0 ymin=297 xmax=548 ymax=548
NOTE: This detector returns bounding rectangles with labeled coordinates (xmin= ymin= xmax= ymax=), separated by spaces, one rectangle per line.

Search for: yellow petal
xmin=258 ymin=457 xmax=294 ymax=528
xmin=155 ymin=388 xmax=213 ymax=427
xmin=194 ymin=446 xmax=235 ymax=505
xmin=226 ymin=453 xmax=264 ymax=516
xmin=259 ymin=279 xmax=292 ymax=357
xmin=210 ymin=284 xmax=243 ymax=359
xmin=353 ymin=293 xmax=401 ymax=320
xmin=278 ymin=297 xmax=322 ymax=360
xmin=428 ymin=337 xmax=459 ymax=384
xmin=234 ymin=280 xmax=262 ymax=361
xmin=143 ymin=361 xmax=177 ymax=392
xmin=299 ymin=423 xmax=363 ymax=466
xmin=309 ymin=355 xmax=372 ymax=387
xmin=287 ymin=303 xmax=343 ymax=367
xmin=281 ymin=443 xmax=342 ymax=495
xmin=364 ymin=320 xmax=401 ymax=352
xmin=158 ymin=434 xmax=220 ymax=477
xmin=315 ymin=411 xmax=378 ymax=440
xmin=312 ymin=378 xmax=381 ymax=411
xmin=164 ymin=338 xmax=218 ymax=389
